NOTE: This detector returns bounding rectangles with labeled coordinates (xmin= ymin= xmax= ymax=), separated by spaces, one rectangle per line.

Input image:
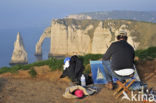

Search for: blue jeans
xmin=102 ymin=60 xmax=131 ymax=83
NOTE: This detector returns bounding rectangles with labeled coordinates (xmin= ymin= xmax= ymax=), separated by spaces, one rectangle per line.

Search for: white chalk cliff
xmin=10 ymin=32 xmax=28 ymax=64
xmin=35 ymin=19 xmax=156 ymax=56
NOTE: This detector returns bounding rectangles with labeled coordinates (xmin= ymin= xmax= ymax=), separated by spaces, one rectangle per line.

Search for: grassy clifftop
xmin=0 ymin=47 xmax=156 ymax=75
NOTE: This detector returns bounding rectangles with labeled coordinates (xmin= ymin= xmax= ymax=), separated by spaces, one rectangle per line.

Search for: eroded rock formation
xmin=49 ymin=19 xmax=139 ymax=56
xmin=35 ymin=27 xmax=51 ymax=56
xmin=35 ymin=19 xmax=156 ymax=56
xmin=10 ymin=32 xmax=28 ymax=64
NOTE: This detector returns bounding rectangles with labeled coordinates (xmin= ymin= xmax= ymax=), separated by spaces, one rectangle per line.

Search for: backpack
xmin=60 ymin=55 xmax=93 ymax=85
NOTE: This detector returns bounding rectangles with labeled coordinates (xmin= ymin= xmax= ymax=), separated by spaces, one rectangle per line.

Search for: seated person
xmin=102 ymin=31 xmax=135 ymax=89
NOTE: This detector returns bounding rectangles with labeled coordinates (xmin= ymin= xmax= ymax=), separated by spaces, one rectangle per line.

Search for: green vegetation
xmin=0 ymin=65 xmax=22 ymax=74
xmin=84 ymin=64 xmax=91 ymax=74
xmin=79 ymin=54 xmax=103 ymax=66
xmin=0 ymin=57 xmax=64 ymax=74
xmin=135 ymin=47 xmax=156 ymax=60
xmin=0 ymin=54 xmax=102 ymax=75
xmin=0 ymin=47 xmax=155 ymax=75
xmin=29 ymin=68 xmax=37 ymax=78
xmin=49 ymin=58 xmax=64 ymax=71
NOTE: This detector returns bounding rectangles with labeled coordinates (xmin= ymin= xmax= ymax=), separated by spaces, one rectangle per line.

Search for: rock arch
xmin=35 ymin=27 xmax=51 ymax=56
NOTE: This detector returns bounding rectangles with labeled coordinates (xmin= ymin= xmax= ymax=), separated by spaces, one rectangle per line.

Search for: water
xmin=0 ymin=27 xmax=51 ymax=68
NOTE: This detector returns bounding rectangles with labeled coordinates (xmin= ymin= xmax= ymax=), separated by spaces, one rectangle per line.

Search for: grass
xmin=135 ymin=47 xmax=156 ymax=60
xmin=0 ymin=57 xmax=64 ymax=74
xmin=0 ymin=54 xmax=102 ymax=75
xmin=0 ymin=47 xmax=155 ymax=75
xmin=79 ymin=54 xmax=103 ymax=66
xmin=49 ymin=58 xmax=64 ymax=71
xmin=0 ymin=65 xmax=22 ymax=74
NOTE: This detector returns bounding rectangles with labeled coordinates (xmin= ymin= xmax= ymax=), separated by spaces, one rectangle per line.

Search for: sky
xmin=0 ymin=0 xmax=156 ymax=67
xmin=0 ymin=0 xmax=156 ymax=30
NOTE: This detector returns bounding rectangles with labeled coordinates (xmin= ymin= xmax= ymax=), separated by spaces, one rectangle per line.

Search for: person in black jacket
xmin=102 ymin=31 xmax=135 ymax=89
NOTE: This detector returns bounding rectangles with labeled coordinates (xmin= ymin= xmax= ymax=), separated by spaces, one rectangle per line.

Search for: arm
xmin=102 ymin=44 xmax=113 ymax=60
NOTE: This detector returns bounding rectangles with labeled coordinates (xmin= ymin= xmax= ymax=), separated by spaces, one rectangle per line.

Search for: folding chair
xmin=113 ymin=65 xmax=141 ymax=99
xmin=113 ymin=77 xmax=136 ymax=99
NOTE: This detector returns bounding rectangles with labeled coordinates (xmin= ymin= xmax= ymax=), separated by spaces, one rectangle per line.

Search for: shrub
xmin=29 ymin=68 xmax=37 ymax=78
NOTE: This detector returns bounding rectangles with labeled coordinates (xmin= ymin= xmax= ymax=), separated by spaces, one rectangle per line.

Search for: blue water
xmin=0 ymin=27 xmax=50 ymax=68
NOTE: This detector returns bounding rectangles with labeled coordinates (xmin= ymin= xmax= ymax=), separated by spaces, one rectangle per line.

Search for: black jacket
xmin=60 ymin=55 xmax=93 ymax=85
xmin=102 ymin=40 xmax=135 ymax=71
xmin=60 ymin=55 xmax=84 ymax=83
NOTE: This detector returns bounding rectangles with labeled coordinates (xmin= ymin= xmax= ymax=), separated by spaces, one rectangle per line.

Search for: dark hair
xmin=117 ymin=35 xmax=127 ymax=41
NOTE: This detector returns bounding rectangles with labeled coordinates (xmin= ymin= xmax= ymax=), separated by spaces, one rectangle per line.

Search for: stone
xmin=10 ymin=32 xmax=28 ymax=65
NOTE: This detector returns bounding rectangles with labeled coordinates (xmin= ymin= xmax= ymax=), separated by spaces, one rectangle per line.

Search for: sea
xmin=0 ymin=27 xmax=51 ymax=68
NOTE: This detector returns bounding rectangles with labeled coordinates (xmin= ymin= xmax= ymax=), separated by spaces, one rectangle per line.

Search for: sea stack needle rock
xmin=10 ymin=32 xmax=28 ymax=65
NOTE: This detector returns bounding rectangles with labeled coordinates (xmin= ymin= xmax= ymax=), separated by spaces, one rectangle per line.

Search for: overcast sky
xmin=0 ymin=0 xmax=156 ymax=29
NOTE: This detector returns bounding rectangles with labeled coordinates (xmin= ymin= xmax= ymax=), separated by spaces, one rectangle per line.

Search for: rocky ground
xmin=0 ymin=60 xmax=156 ymax=103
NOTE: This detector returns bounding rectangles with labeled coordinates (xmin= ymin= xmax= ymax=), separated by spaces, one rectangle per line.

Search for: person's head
xmin=117 ymin=31 xmax=128 ymax=41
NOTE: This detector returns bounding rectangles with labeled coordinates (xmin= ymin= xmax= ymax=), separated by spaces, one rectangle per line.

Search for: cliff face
xmin=66 ymin=14 xmax=92 ymax=20
xmin=50 ymin=20 xmax=94 ymax=56
xmin=10 ymin=32 xmax=28 ymax=64
xmin=49 ymin=19 xmax=140 ymax=56
xmin=36 ymin=19 xmax=156 ymax=56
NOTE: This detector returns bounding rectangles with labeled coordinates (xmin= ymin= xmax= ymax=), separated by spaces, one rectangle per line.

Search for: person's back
xmin=102 ymin=31 xmax=135 ymax=71
xmin=109 ymin=40 xmax=135 ymax=71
